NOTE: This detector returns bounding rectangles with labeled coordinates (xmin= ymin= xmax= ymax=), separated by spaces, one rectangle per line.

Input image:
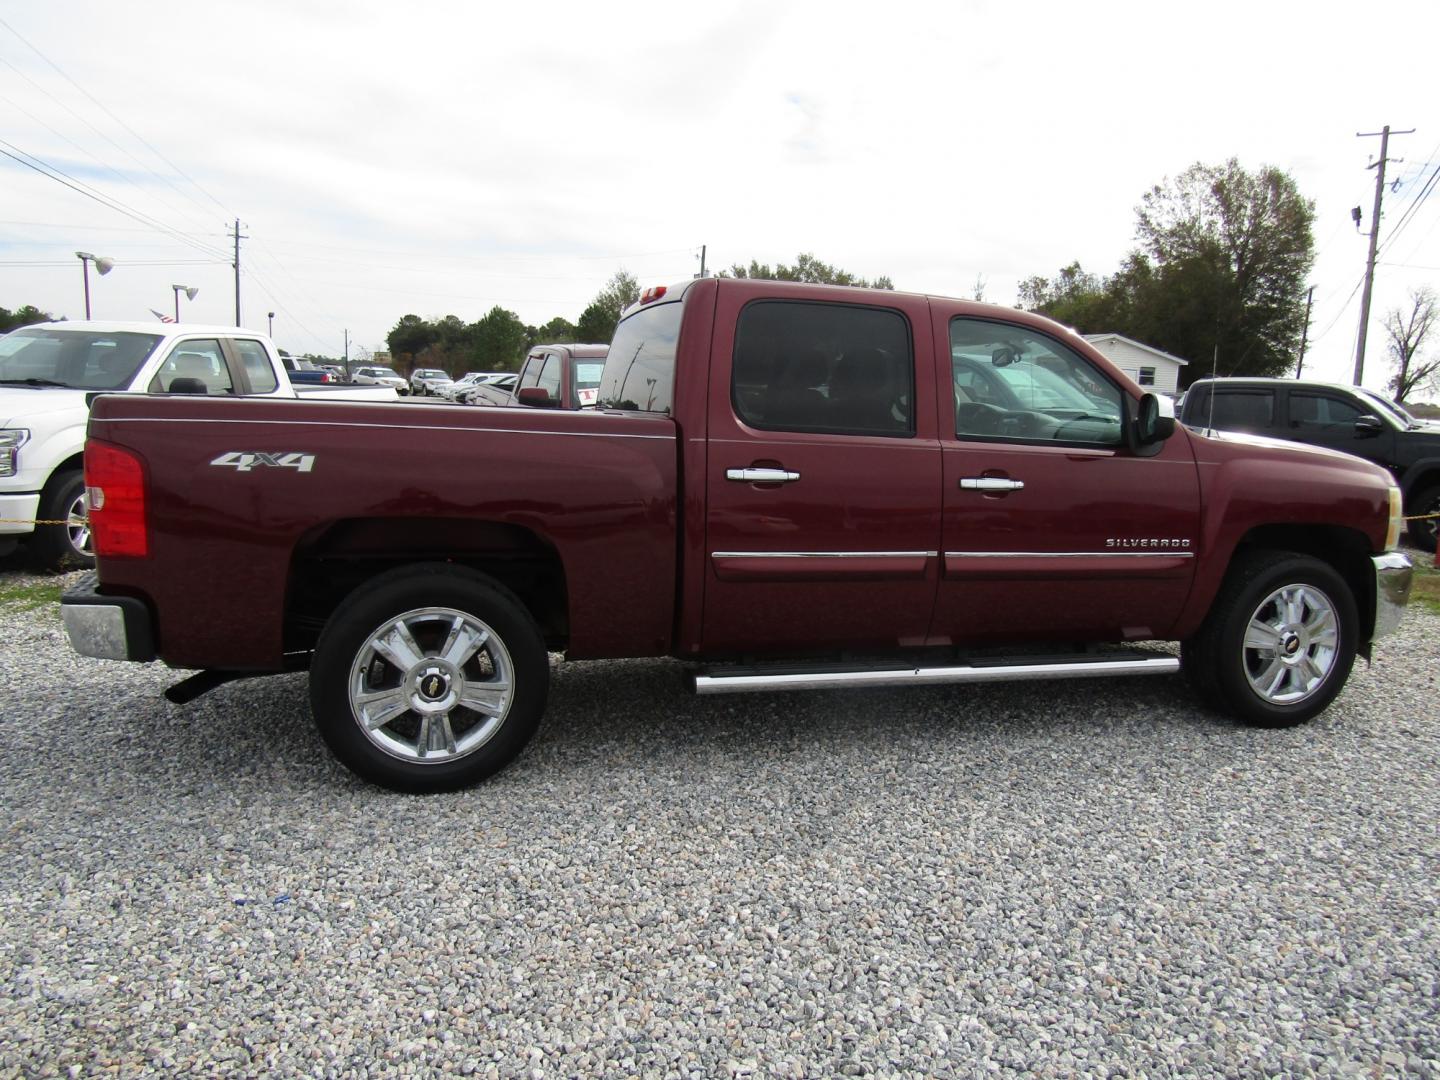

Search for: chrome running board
xmin=692 ymin=653 xmax=1180 ymax=695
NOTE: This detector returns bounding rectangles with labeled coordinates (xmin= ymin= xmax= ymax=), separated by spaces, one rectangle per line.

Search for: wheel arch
xmin=282 ymin=516 xmax=569 ymax=657
xmin=42 ymin=451 xmax=85 ymax=492
xmin=1229 ymin=523 xmax=1379 ymax=652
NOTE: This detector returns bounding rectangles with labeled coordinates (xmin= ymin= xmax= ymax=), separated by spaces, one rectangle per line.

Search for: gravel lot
xmin=0 ymin=562 xmax=1437 ymax=1078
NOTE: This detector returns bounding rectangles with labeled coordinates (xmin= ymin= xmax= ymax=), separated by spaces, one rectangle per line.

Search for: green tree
xmin=1019 ymin=160 xmax=1314 ymax=386
xmin=0 ymin=304 xmax=56 ymax=332
xmin=528 ymin=316 xmax=578 ymax=350
xmin=575 ymin=269 xmax=640 ymax=344
xmin=470 ymin=306 xmax=528 ymax=370
xmin=1016 ymin=261 xmax=1119 ymax=330
xmin=1132 ymin=159 xmax=1314 ymax=381
xmin=386 ymin=314 xmax=437 ymax=364
xmin=722 ymin=252 xmax=894 ymax=290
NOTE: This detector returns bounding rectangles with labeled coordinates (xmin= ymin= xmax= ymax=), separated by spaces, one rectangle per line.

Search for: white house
xmin=1083 ymin=333 xmax=1189 ymax=397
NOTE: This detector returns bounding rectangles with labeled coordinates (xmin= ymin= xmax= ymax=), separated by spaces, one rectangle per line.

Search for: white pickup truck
xmin=0 ymin=321 xmax=399 ymax=570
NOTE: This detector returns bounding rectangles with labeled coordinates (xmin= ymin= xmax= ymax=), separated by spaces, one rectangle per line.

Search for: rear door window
xmin=730 ymin=300 xmax=913 ymax=436
xmin=1198 ymin=389 xmax=1275 ymax=431
xmin=231 ymin=339 xmax=278 ymax=393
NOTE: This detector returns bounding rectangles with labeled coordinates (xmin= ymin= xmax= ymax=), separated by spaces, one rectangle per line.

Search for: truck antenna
xmin=1205 ymin=344 xmax=1219 ymax=435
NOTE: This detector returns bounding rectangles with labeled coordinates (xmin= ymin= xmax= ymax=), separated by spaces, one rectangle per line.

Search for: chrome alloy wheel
xmin=66 ymin=489 xmax=92 ymax=558
xmin=1242 ymin=583 xmax=1340 ymax=705
xmin=348 ymin=606 xmax=514 ymax=764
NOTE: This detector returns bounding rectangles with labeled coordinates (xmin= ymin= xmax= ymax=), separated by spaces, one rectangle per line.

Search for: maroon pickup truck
xmin=62 ymin=277 xmax=1414 ymax=792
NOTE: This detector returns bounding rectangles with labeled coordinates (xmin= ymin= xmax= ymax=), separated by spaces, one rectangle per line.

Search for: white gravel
xmin=0 ymin=564 xmax=1437 ymax=1077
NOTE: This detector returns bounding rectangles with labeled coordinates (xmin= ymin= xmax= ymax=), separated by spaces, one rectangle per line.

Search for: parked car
xmin=439 ymin=372 xmax=488 ymax=402
xmin=62 ymin=278 xmax=1412 ymax=793
xmin=0 ymin=321 xmax=396 ymax=570
xmin=510 ymin=345 xmax=609 ymax=410
xmin=351 ymin=366 xmax=409 ymax=395
xmin=410 ymin=368 xmax=450 ymax=396
xmin=1179 ymin=377 xmax=1440 ymax=551
xmin=278 ymin=354 xmax=336 ymax=384
xmin=464 ymin=372 xmax=518 ymax=406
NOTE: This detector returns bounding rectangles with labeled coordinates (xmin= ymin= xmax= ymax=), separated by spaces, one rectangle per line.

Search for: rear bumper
xmin=1371 ymin=552 xmax=1413 ymax=641
xmin=61 ymin=572 xmax=156 ymax=662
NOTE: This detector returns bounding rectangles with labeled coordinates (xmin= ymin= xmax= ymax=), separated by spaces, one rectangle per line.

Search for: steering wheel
xmin=955 ymin=401 xmax=1007 ymax=436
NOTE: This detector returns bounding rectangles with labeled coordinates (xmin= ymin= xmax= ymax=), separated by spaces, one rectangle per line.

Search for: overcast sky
xmin=3 ymin=1 xmax=1438 ymax=389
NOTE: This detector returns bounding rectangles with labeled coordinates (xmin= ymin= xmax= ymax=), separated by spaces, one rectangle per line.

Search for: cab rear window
xmin=597 ymin=302 xmax=681 ymax=414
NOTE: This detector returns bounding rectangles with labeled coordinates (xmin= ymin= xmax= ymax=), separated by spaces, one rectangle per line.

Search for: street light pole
xmin=75 ymin=251 xmax=114 ymax=319
xmin=267 ymin=312 xmax=275 ymax=337
xmin=171 ymin=284 xmax=198 ymax=322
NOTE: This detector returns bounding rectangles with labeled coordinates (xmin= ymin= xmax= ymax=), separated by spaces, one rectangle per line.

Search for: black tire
xmin=309 ymin=564 xmax=548 ymax=792
xmin=29 ymin=470 xmax=94 ymax=572
xmin=1181 ymin=550 xmax=1358 ymax=728
xmin=1405 ymin=483 xmax=1439 ymax=554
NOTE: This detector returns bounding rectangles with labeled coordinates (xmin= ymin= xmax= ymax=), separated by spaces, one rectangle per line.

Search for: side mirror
xmin=1130 ymin=393 xmax=1176 ymax=452
xmin=516 ymin=386 xmax=556 ymax=408
xmin=1354 ymin=414 xmax=1384 ymax=438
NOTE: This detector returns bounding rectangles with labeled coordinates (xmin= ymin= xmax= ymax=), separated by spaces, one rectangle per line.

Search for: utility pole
xmin=1296 ymin=285 xmax=1315 ymax=377
xmin=230 ymin=218 xmax=248 ymax=327
xmin=1353 ymin=126 xmax=1413 ymax=385
xmin=343 ymin=328 xmax=349 ymax=378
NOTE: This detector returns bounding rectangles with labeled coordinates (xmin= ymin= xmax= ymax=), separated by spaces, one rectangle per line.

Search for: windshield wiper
xmin=0 ymin=377 xmax=72 ymax=388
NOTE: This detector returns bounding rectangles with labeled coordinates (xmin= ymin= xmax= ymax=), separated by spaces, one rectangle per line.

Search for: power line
xmin=0 ymin=138 xmax=232 ymax=260
xmin=0 ymin=15 xmax=235 ymax=223
xmin=1378 ymin=160 xmax=1440 ymax=258
xmin=0 ymin=82 xmax=222 ymax=242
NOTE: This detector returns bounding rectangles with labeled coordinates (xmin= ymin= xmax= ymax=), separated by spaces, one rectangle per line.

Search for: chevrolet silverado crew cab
xmin=1179 ymin=376 xmax=1440 ymax=552
xmin=0 ymin=321 xmax=399 ymax=570
xmin=62 ymin=279 xmax=1413 ymax=792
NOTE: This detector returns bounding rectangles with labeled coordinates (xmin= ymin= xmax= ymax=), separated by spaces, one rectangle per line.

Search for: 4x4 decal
xmin=210 ymin=451 xmax=315 ymax=473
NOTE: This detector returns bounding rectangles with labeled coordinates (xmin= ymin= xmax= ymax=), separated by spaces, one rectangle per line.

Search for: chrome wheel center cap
xmin=413 ymin=664 xmax=455 ymax=706
xmin=1280 ymin=631 xmax=1302 ymax=657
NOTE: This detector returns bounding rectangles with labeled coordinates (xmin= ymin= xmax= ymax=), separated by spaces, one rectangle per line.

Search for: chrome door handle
xmin=727 ymin=467 xmax=801 ymax=483
xmin=959 ymin=477 xmax=1024 ymax=492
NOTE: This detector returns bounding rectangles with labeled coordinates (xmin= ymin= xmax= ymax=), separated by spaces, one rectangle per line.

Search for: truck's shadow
xmin=140 ymin=654 xmax=1236 ymax=796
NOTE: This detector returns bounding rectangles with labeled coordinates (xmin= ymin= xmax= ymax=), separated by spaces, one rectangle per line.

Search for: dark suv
xmin=1180 ymin=377 xmax=1440 ymax=551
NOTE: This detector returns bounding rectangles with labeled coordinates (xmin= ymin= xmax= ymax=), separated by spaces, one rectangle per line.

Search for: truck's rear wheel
xmin=30 ymin=470 xmax=94 ymax=572
xmin=310 ymin=565 xmax=548 ymax=792
xmin=1182 ymin=551 xmax=1357 ymax=728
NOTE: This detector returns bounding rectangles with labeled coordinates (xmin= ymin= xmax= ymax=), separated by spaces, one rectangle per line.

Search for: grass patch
xmin=0 ymin=578 xmax=63 ymax=612
xmin=1411 ymin=554 xmax=1440 ymax=616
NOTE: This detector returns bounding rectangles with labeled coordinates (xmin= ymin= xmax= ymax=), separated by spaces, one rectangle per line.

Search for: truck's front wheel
xmin=310 ymin=565 xmax=548 ymax=792
xmin=1182 ymin=551 xmax=1358 ymax=728
xmin=1406 ymin=482 xmax=1439 ymax=553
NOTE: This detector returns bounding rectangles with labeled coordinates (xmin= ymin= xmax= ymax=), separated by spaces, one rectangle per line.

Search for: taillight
xmin=640 ymin=285 xmax=668 ymax=304
xmin=84 ymin=440 xmax=148 ymax=558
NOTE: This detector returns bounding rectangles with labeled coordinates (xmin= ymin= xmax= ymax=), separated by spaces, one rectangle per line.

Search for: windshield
xmin=1355 ymin=387 xmax=1416 ymax=427
xmin=0 ymin=327 xmax=163 ymax=390
xmin=366 ymin=367 xmax=400 ymax=378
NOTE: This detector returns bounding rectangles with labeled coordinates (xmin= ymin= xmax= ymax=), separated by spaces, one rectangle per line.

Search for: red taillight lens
xmin=84 ymin=440 xmax=148 ymax=557
xmin=640 ymin=285 xmax=668 ymax=304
